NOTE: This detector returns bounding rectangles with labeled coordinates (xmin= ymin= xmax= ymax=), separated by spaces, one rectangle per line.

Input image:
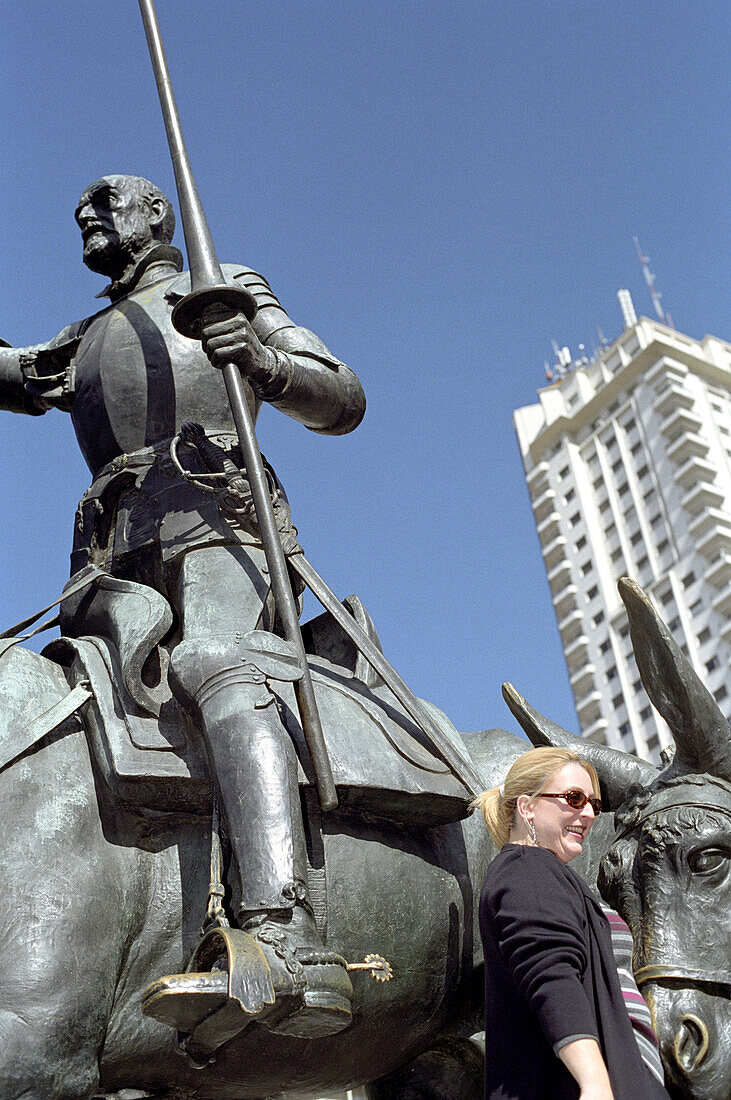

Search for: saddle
xmin=27 ymin=577 xmax=472 ymax=828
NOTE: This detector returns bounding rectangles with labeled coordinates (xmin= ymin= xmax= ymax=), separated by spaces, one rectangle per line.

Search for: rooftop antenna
xmin=633 ymin=237 xmax=673 ymax=327
xmin=617 ymin=288 xmax=637 ymax=329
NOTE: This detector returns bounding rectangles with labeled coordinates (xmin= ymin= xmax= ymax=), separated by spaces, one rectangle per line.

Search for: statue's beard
xmin=82 ymin=226 xmax=152 ymax=279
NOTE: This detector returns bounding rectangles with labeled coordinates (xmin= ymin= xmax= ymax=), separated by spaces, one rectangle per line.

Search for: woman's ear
xmin=516 ymin=793 xmax=533 ymax=822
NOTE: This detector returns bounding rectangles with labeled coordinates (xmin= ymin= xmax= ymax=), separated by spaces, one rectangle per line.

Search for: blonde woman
xmin=476 ymin=746 xmax=669 ymax=1100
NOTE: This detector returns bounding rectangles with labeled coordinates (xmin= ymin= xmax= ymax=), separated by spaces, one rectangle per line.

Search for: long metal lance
xmin=138 ymin=0 xmax=338 ymax=811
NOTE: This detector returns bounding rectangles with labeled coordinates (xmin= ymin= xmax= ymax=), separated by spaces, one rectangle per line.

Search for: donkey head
xmin=503 ymin=578 xmax=731 ymax=1100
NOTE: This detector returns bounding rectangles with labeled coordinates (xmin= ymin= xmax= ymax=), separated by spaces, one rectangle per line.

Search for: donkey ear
xmin=619 ymin=577 xmax=731 ymax=781
xmin=502 ymin=683 xmax=657 ymax=809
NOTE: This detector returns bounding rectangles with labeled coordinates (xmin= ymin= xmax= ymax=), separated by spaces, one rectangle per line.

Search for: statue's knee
xmin=170 ymin=631 xmax=304 ymax=707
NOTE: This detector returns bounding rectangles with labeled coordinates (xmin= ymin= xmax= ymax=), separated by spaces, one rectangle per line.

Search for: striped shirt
xmin=601 ymin=904 xmax=665 ymax=1085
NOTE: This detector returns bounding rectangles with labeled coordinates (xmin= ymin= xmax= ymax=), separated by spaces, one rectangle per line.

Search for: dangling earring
xmin=527 ymin=818 xmax=538 ymax=845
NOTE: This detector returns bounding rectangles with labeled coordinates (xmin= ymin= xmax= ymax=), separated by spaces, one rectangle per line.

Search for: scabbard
xmin=289 ymin=553 xmax=483 ymax=799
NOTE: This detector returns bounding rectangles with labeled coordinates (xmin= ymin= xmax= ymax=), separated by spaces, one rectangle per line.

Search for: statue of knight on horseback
xmin=0 ymin=0 xmax=483 ymax=1056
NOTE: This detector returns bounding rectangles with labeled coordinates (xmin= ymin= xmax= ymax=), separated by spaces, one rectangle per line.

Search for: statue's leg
xmin=168 ymin=544 xmax=352 ymax=1037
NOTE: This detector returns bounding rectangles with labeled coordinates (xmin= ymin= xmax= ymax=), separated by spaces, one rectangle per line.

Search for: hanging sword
xmin=137 ymin=0 xmax=337 ymax=812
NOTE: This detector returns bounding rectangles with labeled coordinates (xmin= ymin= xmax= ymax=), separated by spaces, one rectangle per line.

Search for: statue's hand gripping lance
xmin=138 ymin=0 xmax=338 ymax=811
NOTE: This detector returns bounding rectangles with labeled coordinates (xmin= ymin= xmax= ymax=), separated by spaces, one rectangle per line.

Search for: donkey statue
xmin=502 ymin=578 xmax=731 ymax=1100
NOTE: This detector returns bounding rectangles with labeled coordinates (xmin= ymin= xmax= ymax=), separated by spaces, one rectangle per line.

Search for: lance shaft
xmin=138 ymin=0 xmax=338 ymax=811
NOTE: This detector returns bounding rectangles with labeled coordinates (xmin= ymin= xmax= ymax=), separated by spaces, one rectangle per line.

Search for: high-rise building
xmin=514 ymin=313 xmax=731 ymax=762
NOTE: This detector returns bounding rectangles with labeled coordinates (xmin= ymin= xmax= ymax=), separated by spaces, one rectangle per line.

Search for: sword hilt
xmin=172 ymin=283 xmax=257 ymax=341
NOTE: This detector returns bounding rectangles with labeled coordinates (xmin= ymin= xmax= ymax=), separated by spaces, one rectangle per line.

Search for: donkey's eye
xmin=688 ymin=847 xmax=729 ymax=875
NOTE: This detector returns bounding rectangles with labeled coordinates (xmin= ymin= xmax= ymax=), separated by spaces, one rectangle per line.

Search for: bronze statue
xmin=0 ymin=167 xmax=372 ymax=1035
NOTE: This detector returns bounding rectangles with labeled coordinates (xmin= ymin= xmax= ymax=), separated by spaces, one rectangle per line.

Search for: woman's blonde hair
xmin=471 ymin=746 xmax=600 ymax=848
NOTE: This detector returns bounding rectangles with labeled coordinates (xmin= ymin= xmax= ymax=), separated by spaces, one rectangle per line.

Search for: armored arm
xmin=238 ymin=270 xmax=366 ymax=436
xmin=0 ymin=323 xmax=82 ymax=416
xmin=0 ymin=344 xmax=50 ymax=415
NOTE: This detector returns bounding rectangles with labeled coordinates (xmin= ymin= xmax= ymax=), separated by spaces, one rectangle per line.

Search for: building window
xmin=618 ymin=483 xmax=630 ymax=497
xmin=581 ymin=561 xmax=593 ymax=576
xmin=646 ymin=734 xmax=660 ymax=751
xmin=606 ymin=666 xmax=617 ymax=681
xmin=637 ymin=464 xmax=649 ymax=479
xmin=650 ymin=514 xmax=663 ymax=529
xmin=619 ymin=721 xmax=630 ymax=737
xmin=689 ymin=599 xmax=703 ymax=615
xmin=619 ymin=625 xmax=630 ymax=639
xmin=600 ymin=639 xmax=611 ymax=654
xmin=640 ymin=706 xmax=652 ymax=720
xmin=610 ymin=547 xmax=623 ymax=563
xmin=587 ymin=585 xmax=598 ymax=600
xmin=558 ymin=465 xmax=569 ymax=480
xmin=698 ymin=627 xmax=712 ymax=645
xmin=714 ymin=686 xmax=728 ymax=702
xmin=576 ymin=535 xmax=587 ymax=550
xmin=660 ymin=590 xmax=673 ymax=606
xmin=637 ymin=555 xmax=649 ymax=571
xmin=657 ymin=539 xmax=669 ymax=554
xmin=612 ymin=694 xmax=624 ymax=710
xmin=611 ymin=458 xmax=623 ymax=473
xmin=593 ymin=611 xmax=605 ymax=626
xmin=569 ymin=512 xmax=581 ymax=528
xmin=599 ymin=499 xmax=611 ymax=515
xmin=631 ymin=442 xmax=642 ymax=456
xmin=633 ymin=679 xmax=642 ymax=693
xmin=682 ymin=571 xmax=696 ymax=588
xmin=630 ymin=530 xmax=643 ymax=546
xmin=564 ymin=488 xmax=575 ymax=503
xmin=668 ymin=617 xmax=680 ymax=632
xmin=706 ymin=656 xmax=720 ymax=673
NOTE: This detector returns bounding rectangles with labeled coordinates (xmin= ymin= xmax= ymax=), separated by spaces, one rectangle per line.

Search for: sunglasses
xmin=538 ymin=790 xmax=603 ymax=815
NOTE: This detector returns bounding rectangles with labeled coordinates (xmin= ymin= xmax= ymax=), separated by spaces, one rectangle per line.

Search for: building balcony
xmin=565 ymin=634 xmax=589 ymax=671
xmin=576 ymin=690 xmax=602 ymax=725
xmin=666 ymin=431 xmax=710 ymax=465
xmin=696 ymin=524 xmax=731 ymax=560
xmin=526 ymin=461 xmax=550 ymax=492
xmin=659 ymin=407 xmax=703 ymax=441
xmin=673 ymin=454 xmax=717 ymax=490
xmin=553 ymin=585 xmax=578 ymax=620
xmin=531 ymin=487 xmax=557 ymax=524
xmin=583 ymin=717 xmax=610 ymax=744
xmin=706 ymin=551 xmax=731 ymax=588
xmin=559 ymin=609 xmax=584 ymax=643
xmin=548 ymin=559 xmax=573 ymax=590
xmin=688 ymin=507 xmax=730 ymax=540
xmin=682 ymin=481 xmax=726 ymax=515
xmin=652 ymin=383 xmax=695 ymax=418
xmin=537 ymin=511 xmax=562 ymax=543
xmin=712 ymin=586 xmax=731 ymax=618
xmin=644 ymin=358 xmax=688 ymax=387
xmin=571 ymin=664 xmax=597 ymax=697
xmin=543 ymin=535 xmax=568 ymax=571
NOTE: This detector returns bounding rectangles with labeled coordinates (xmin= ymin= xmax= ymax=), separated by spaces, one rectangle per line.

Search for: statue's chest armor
xmin=70 ymin=280 xmax=248 ymax=476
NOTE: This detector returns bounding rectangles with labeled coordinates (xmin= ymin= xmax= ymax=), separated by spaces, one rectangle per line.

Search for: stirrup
xmin=141 ymin=925 xmax=275 ymax=1057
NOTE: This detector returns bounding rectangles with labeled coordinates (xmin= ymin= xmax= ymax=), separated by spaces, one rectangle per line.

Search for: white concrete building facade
xmin=514 ymin=318 xmax=731 ymax=762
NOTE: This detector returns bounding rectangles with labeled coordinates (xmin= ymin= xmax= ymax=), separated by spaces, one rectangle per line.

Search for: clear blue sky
xmin=0 ymin=1 xmax=728 ymax=740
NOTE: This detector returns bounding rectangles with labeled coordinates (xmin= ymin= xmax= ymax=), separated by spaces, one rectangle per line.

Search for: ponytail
xmin=470 ymin=786 xmax=513 ymax=848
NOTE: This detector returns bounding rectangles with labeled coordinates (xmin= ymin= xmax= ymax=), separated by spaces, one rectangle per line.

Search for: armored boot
xmin=142 ymin=632 xmax=352 ymax=1042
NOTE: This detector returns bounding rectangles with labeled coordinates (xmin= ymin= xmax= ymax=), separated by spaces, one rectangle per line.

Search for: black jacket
xmin=479 ymin=845 xmax=669 ymax=1100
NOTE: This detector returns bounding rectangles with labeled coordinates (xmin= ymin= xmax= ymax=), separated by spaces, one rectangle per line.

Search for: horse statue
xmin=0 ymin=576 xmax=727 ymax=1099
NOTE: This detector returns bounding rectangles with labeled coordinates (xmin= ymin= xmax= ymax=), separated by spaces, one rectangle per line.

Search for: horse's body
xmin=0 ymin=640 xmax=524 ymax=1100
